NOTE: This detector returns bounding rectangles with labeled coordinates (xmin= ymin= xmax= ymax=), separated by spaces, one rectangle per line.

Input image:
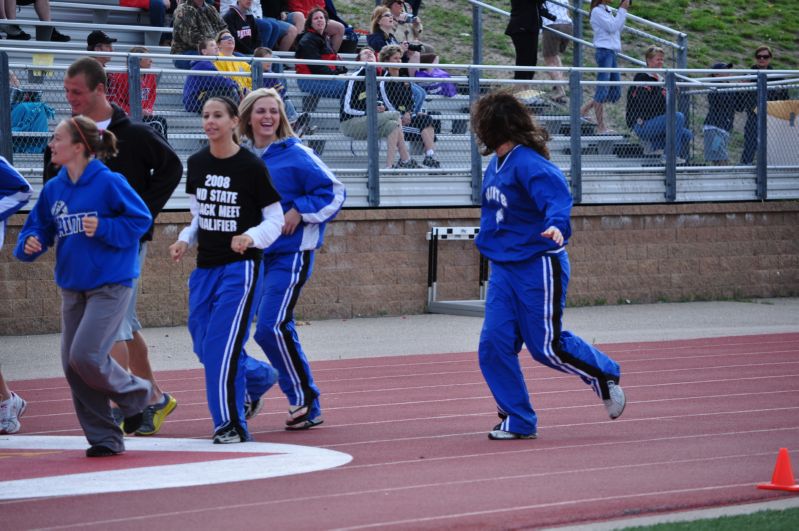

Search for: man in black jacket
xmin=44 ymin=57 xmax=183 ymax=436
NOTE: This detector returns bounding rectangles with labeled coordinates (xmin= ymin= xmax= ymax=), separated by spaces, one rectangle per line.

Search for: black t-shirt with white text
xmin=186 ymin=146 xmax=280 ymax=268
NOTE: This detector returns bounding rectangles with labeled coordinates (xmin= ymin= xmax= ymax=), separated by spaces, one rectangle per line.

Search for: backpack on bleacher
xmin=11 ymin=101 xmax=55 ymax=154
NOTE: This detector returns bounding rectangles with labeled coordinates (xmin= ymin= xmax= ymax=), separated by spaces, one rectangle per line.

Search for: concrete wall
xmin=2 ymin=201 xmax=798 ymax=335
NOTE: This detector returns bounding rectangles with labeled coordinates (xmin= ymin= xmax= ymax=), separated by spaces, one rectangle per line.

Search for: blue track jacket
xmin=475 ymin=144 xmax=572 ymax=263
xmin=259 ymin=137 xmax=346 ymax=255
xmin=14 ymin=160 xmax=152 ymax=290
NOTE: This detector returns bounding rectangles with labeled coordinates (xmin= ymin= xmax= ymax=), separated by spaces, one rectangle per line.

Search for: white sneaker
xmin=0 ymin=392 xmax=27 ymax=434
xmin=603 ymin=381 xmax=626 ymax=420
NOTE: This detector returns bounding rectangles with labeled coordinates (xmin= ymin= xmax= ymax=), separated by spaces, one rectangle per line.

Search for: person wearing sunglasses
xmin=216 ymin=30 xmax=254 ymax=96
xmin=740 ymin=45 xmax=791 ymax=164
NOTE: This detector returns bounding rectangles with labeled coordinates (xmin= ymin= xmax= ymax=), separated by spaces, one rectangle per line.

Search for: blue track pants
xmin=188 ymin=259 xmax=261 ymax=440
xmin=254 ymin=251 xmax=321 ymax=419
xmin=478 ymin=250 xmax=621 ymax=436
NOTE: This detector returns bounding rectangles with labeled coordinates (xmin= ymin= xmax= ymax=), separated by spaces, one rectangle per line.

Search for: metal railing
xmin=2 ymin=48 xmax=798 ymax=209
xmin=468 ymin=0 xmax=688 ymax=70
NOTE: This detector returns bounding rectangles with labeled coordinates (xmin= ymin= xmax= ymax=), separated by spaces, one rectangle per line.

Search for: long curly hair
xmin=470 ymin=91 xmax=550 ymax=159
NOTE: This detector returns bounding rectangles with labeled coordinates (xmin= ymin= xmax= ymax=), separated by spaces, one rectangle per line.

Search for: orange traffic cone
xmin=758 ymin=448 xmax=799 ymax=492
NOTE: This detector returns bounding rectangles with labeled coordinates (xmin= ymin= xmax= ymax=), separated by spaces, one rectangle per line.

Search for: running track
xmin=2 ymin=333 xmax=798 ymax=530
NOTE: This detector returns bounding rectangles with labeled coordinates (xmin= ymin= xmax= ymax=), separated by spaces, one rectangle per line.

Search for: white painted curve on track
xmin=0 ymin=435 xmax=353 ymax=500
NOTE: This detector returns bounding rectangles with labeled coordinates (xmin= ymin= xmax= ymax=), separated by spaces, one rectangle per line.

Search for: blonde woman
xmin=239 ymin=88 xmax=346 ymax=430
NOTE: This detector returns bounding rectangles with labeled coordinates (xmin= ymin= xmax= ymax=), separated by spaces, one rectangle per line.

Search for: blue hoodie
xmin=259 ymin=137 xmax=346 ymax=255
xmin=475 ymin=144 xmax=572 ymax=263
xmin=14 ymin=159 xmax=152 ymax=291
xmin=0 ymin=156 xmax=32 ymax=250
xmin=182 ymin=59 xmax=241 ymax=113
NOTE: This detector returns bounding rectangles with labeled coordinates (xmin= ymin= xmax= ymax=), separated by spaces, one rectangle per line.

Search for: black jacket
xmin=506 ymin=0 xmax=543 ymax=36
xmin=626 ymin=72 xmax=666 ymax=128
xmin=704 ymin=89 xmax=748 ymax=132
xmin=295 ymin=29 xmax=347 ymax=76
xmin=44 ymin=104 xmax=183 ymax=241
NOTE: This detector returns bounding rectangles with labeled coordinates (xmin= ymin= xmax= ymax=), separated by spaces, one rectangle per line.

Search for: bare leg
xmin=580 ymin=99 xmax=595 ymax=118
xmin=109 ymin=334 xmax=162 ymax=406
xmin=595 ymin=102 xmax=606 ymax=132
xmin=324 ymin=20 xmax=344 ymax=52
xmin=421 ymin=125 xmax=435 ymax=151
xmin=277 ymin=24 xmax=297 ymax=51
xmin=397 ymin=130 xmax=410 ymax=161
xmin=127 ymin=331 xmax=163 ymax=405
xmin=0 ymin=367 xmax=11 ymax=401
xmin=289 ymin=12 xmax=304 ymax=33
xmin=544 ymin=55 xmax=565 ymax=98
xmin=109 ymin=340 xmax=130 ymax=371
xmin=387 ymin=126 xmax=399 ymax=167
xmin=34 ymin=0 xmax=52 ymax=21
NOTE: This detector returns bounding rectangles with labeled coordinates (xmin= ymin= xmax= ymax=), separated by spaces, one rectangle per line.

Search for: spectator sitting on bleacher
xmin=378 ymin=44 xmax=439 ymax=168
xmin=216 ymin=29 xmax=253 ymax=94
xmin=261 ymin=0 xmax=304 ymax=36
xmin=286 ymin=0 xmax=344 ymax=52
xmin=119 ymin=1 xmax=175 ymax=46
xmin=253 ymin=46 xmax=311 ymax=135
xmin=294 ymin=7 xmax=347 ymax=104
xmin=183 ymin=37 xmax=242 ymax=113
xmin=367 ymin=6 xmax=419 ymax=75
xmin=340 ymin=47 xmax=416 ymax=169
xmin=172 ymin=0 xmax=228 ymax=69
xmin=367 ymin=7 xmax=426 ymax=113
xmin=106 ymin=46 xmax=169 ymax=139
xmin=383 ymin=0 xmax=435 ymax=60
xmin=221 ymin=0 xmax=298 ymax=52
xmin=221 ymin=0 xmax=261 ymax=54
xmin=625 ymin=45 xmax=692 ymax=162
xmin=0 ymin=0 xmax=70 ymax=41
xmin=87 ymin=30 xmax=116 ymax=68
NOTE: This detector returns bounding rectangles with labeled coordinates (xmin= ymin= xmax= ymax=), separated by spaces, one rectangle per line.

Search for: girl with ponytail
xmin=14 ymin=115 xmax=154 ymax=458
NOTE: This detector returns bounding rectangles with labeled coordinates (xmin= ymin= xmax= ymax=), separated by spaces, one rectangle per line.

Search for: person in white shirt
xmin=580 ymin=0 xmax=629 ymax=134
xmin=541 ymin=1 xmax=573 ymax=103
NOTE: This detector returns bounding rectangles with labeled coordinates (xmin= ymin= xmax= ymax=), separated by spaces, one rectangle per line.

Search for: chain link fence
xmin=2 ymin=49 xmax=798 ymax=208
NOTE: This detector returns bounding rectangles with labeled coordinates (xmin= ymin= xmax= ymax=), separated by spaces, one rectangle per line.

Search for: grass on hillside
xmin=336 ymin=0 xmax=799 ymax=71
xmin=624 ymin=506 xmax=799 ymax=531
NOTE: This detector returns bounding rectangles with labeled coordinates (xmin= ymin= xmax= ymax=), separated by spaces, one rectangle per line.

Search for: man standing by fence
xmin=43 ymin=57 xmax=183 ymax=436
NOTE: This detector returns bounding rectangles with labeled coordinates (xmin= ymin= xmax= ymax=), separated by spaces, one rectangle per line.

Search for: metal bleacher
xmin=8 ymin=1 xmax=793 ymax=209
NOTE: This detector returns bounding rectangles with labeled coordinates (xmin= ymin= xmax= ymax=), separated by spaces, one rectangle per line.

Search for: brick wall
xmin=2 ymin=201 xmax=797 ymax=335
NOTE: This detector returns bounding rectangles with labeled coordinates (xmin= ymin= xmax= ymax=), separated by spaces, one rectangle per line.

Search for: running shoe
xmin=123 ymin=411 xmax=144 ymax=434
xmin=285 ymin=404 xmax=323 ymax=430
xmin=86 ymin=445 xmax=121 ymax=457
xmin=244 ymin=397 xmax=264 ymax=420
xmin=213 ymin=426 xmax=245 ymax=444
xmin=136 ymin=393 xmax=178 ymax=436
xmin=603 ymin=381 xmax=626 ymax=420
xmin=488 ymin=422 xmax=536 ymax=440
xmin=0 ymin=392 xmax=26 ymax=434
xmin=422 ymin=155 xmax=441 ymax=168
xmin=392 ymin=158 xmax=420 ymax=169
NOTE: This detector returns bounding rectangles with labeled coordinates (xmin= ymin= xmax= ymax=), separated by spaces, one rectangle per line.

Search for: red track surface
xmin=2 ymin=333 xmax=798 ymax=530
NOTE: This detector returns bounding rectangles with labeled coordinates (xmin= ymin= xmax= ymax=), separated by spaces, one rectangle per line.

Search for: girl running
xmin=239 ymin=88 xmax=345 ymax=430
xmin=169 ymin=97 xmax=284 ymax=444
xmin=15 ymin=116 xmax=153 ymax=457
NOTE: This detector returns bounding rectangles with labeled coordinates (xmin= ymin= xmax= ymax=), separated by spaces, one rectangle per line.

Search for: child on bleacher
xmin=183 ymin=37 xmax=243 ymax=113
xmin=215 ymin=29 xmax=253 ymax=95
